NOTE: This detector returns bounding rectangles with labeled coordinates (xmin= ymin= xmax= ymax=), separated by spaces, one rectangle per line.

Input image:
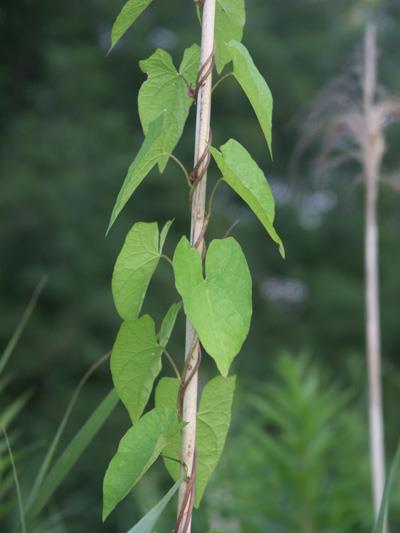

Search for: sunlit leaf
xmin=228 ymin=40 xmax=273 ymax=154
xmin=139 ymin=46 xmax=200 ymax=171
xmin=102 ymin=407 xmax=182 ymax=521
xmin=210 ymin=139 xmax=284 ymax=257
xmin=173 ymin=237 xmax=252 ymax=376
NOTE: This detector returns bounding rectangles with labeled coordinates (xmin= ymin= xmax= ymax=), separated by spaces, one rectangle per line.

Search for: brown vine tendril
xmin=189 ymin=128 xmax=213 ymax=196
xmin=178 ymin=340 xmax=201 ymax=417
xmin=175 ymin=450 xmax=197 ymax=533
xmin=188 ymin=47 xmax=215 ymax=100
xmin=182 ymin=466 xmax=196 ymax=533
xmin=189 ymin=127 xmax=213 ymax=255
xmin=174 ymin=343 xmax=201 ymax=533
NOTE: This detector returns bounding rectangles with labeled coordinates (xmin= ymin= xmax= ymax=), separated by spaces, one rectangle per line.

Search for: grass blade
xmin=2 ymin=427 xmax=27 ymax=533
xmin=126 ymin=477 xmax=181 ymax=533
xmin=26 ymin=389 xmax=119 ymax=522
xmin=0 ymin=391 xmax=31 ymax=430
xmin=26 ymin=352 xmax=110 ymax=508
xmin=0 ymin=277 xmax=47 ymax=377
xmin=373 ymin=440 xmax=400 ymax=533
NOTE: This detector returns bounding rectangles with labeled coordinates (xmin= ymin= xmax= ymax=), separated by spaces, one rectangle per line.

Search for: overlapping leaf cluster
xmin=103 ymin=0 xmax=284 ymax=529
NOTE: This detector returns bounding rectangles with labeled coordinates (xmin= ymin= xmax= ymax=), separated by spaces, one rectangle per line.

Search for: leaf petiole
xmin=162 ymin=349 xmax=182 ymax=383
xmin=161 ymin=254 xmax=174 ymax=268
xmin=212 ymin=72 xmax=234 ymax=93
xmin=207 ymin=177 xmax=224 ymax=219
xmin=161 ymin=152 xmax=192 ymax=187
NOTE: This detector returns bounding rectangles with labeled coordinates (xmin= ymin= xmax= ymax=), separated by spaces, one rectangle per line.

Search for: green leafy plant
xmin=206 ymin=354 xmax=373 ymax=533
xmin=103 ymin=0 xmax=283 ymax=530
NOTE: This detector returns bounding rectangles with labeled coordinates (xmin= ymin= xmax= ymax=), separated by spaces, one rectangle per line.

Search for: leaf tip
xmin=102 ymin=503 xmax=111 ymax=523
xmin=217 ymin=364 xmax=230 ymax=378
xmin=106 ymin=209 xmax=118 ymax=236
xmin=268 ymin=141 xmax=274 ymax=161
xmin=105 ymin=221 xmax=113 ymax=238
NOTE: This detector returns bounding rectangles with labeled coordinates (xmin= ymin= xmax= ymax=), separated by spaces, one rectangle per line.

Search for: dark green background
xmin=1 ymin=0 xmax=399 ymax=531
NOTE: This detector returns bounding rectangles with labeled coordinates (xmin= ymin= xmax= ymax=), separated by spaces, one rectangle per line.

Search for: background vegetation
xmin=1 ymin=0 xmax=399 ymax=531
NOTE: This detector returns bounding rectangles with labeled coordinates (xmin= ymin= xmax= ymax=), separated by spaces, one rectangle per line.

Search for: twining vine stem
xmin=176 ymin=1 xmax=216 ymax=530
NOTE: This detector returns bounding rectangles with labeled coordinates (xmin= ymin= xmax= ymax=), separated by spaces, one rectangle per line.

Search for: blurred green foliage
xmin=1 ymin=0 xmax=400 ymax=531
xmin=207 ymin=354 xmax=373 ymax=532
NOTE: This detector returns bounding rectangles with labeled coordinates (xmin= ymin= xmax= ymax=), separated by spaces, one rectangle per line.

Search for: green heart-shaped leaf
xmin=112 ymin=220 xmax=172 ymax=320
xmin=173 ymin=237 xmax=252 ymax=376
xmin=111 ymin=315 xmax=162 ymax=423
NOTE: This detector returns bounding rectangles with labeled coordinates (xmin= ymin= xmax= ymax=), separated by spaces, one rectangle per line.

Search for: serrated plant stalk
xmin=177 ymin=1 xmax=216 ymax=531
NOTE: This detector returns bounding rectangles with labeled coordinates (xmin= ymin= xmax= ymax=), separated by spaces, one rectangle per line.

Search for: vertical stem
xmin=365 ymin=161 xmax=385 ymax=520
xmin=176 ymin=1 xmax=216 ymax=532
xmin=363 ymin=23 xmax=387 ymax=529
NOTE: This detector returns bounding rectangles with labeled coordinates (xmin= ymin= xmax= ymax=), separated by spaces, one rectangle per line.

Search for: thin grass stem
xmin=3 ymin=428 xmax=26 ymax=533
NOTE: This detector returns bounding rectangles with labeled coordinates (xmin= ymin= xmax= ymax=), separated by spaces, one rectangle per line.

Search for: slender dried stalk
xmin=293 ymin=23 xmax=400 ymax=531
xmin=362 ymin=25 xmax=386 ymax=529
xmin=176 ymin=1 xmax=216 ymax=531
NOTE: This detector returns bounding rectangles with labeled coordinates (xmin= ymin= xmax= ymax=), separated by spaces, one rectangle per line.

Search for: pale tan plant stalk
xmin=176 ymin=1 xmax=216 ymax=531
xmin=293 ymin=23 xmax=400 ymax=530
xmin=363 ymin=25 xmax=386 ymax=522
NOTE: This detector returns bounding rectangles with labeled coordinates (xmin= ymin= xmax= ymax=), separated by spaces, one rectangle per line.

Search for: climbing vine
xmin=102 ymin=0 xmax=284 ymax=530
